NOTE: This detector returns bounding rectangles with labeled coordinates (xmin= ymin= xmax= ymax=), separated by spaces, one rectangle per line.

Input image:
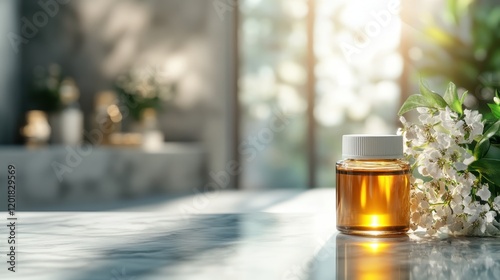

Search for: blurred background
xmin=1 ymin=0 xmax=499 ymax=209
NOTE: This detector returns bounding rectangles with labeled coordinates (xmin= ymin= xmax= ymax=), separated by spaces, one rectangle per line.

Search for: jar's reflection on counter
xmin=336 ymin=234 xmax=410 ymax=280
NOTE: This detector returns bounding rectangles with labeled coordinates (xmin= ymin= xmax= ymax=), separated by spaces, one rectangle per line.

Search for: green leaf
xmin=443 ymin=82 xmax=463 ymax=114
xmin=460 ymin=90 xmax=468 ymax=105
xmin=424 ymin=26 xmax=465 ymax=48
xmin=447 ymin=0 xmax=473 ymax=24
xmin=485 ymin=145 xmax=500 ymax=159
xmin=485 ymin=120 xmax=500 ymax=138
xmin=446 ymin=0 xmax=459 ymax=24
xmin=469 ymin=158 xmax=500 ymax=187
xmin=474 ymin=139 xmax=491 ymax=160
xmin=443 ymin=82 xmax=458 ymax=105
xmin=419 ymin=80 xmax=448 ymax=109
xmin=474 ymin=120 xmax=500 ymax=159
xmin=398 ymin=95 xmax=431 ymax=116
xmin=488 ymin=103 xmax=500 ymax=119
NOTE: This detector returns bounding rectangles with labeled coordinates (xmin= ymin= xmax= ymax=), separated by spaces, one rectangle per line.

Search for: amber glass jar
xmin=336 ymin=135 xmax=410 ymax=236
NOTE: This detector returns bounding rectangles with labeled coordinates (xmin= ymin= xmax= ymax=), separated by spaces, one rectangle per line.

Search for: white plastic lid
xmin=342 ymin=134 xmax=403 ymax=159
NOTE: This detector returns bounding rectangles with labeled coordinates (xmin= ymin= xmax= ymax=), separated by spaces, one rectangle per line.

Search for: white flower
xmin=463 ymin=109 xmax=484 ymax=141
xmin=410 ymin=198 xmax=419 ymax=212
xmin=494 ymin=196 xmax=500 ymax=212
xmin=476 ymin=204 xmax=494 ymax=234
xmin=420 ymin=200 xmax=430 ymax=209
xmin=435 ymin=132 xmax=452 ymax=149
xmin=463 ymin=195 xmax=472 ymax=206
xmin=450 ymin=199 xmax=464 ymax=215
xmin=494 ymin=96 xmax=500 ymax=105
xmin=479 ymin=219 xmax=487 ymax=234
xmin=448 ymin=220 xmax=463 ymax=232
xmin=396 ymin=127 xmax=403 ymax=136
xmin=458 ymin=180 xmax=473 ymax=197
xmin=411 ymin=211 xmax=421 ymax=223
xmin=439 ymin=107 xmax=458 ymax=131
xmin=485 ymin=211 xmax=496 ymax=223
xmin=452 ymin=120 xmax=467 ymax=143
xmin=434 ymin=205 xmax=446 ymax=219
xmin=464 ymin=201 xmax=481 ymax=222
xmin=399 ymin=116 xmax=408 ymax=126
xmin=419 ymin=111 xmax=437 ymax=125
xmin=419 ymin=149 xmax=444 ymax=178
xmin=476 ymin=185 xmax=491 ymax=201
xmin=456 ymin=172 xmax=476 ymax=190
xmin=416 ymin=107 xmax=430 ymax=114
xmin=452 ymin=147 xmax=475 ymax=171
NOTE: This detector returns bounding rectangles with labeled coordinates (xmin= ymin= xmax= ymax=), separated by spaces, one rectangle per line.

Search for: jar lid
xmin=342 ymin=134 xmax=403 ymax=159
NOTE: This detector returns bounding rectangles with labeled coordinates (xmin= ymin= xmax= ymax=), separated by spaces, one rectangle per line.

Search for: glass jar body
xmin=336 ymin=159 xmax=410 ymax=236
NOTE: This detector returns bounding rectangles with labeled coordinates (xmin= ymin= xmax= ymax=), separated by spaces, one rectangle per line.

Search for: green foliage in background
xmin=115 ymin=67 xmax=176 ymax=121
xmin=29 ymin=64 xmax=63 ymax=112
xmin=418 ymin=0 xmax=500 ymax=112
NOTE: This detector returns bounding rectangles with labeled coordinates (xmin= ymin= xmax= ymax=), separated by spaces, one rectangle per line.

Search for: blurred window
xmin=239 ymin=0 xmax=403 ymax=188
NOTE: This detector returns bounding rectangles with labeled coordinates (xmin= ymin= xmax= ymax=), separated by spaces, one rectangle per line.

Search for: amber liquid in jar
xmin=336 ymin=159 xmax=410 ymax=236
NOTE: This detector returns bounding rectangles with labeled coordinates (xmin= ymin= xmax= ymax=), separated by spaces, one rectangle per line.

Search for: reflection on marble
xmin=407 ymin=235 xmax=500 ymax=279
xmin=303 ymin=234 xmax=500 ymax=280
xmin=0 ymin=190 xmax=499 ymax=280
xmin=334 ymin=234 xmax=410 ymax=279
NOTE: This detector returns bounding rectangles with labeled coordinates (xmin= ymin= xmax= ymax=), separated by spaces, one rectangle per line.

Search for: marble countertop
xmin=1 ymin=189 xmax=499 ymax=280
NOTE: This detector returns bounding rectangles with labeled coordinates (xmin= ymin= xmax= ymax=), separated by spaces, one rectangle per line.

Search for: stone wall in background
xmin=0 ymin=144 xmax=206 ymax=210
xmin=0 ymin=0 xmax=19 ymax=144
xmin=16 ymin=0 xmax=236 ymax=186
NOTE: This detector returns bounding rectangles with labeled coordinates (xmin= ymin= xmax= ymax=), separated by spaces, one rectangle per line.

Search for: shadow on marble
xmin=68 ymin=215 xmax=244 ymax=280
xmin=62 ymin=213 xmax=321 ymax=280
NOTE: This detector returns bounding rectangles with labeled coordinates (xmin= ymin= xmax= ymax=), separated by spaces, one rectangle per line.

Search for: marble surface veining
xmin=0 ymin=190 xmax=500 ymax=280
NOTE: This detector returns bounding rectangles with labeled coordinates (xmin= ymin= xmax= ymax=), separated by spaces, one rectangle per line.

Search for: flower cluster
xmin=398 ymin=81 xmax=500 ymax=236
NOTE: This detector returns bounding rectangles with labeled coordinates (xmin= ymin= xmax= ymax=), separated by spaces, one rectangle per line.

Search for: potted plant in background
xmin=114 ymin=66 xmax=176 ymax=150
xmin=30 ymin=64 xmax=63 ymax=113
xmin=28 ymin=64 xmax=84 ymax=146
